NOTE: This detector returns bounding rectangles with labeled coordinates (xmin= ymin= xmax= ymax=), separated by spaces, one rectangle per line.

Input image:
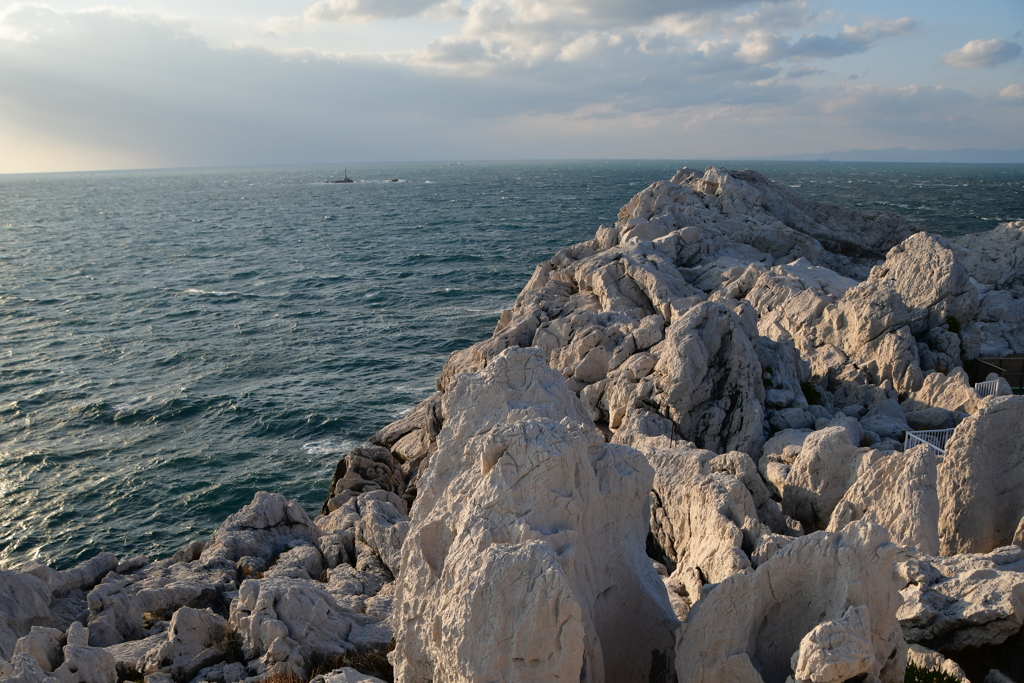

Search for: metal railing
xmin=974 ymin=380 xmax=1001 ymax=397
xmin=904 ymin=428 xmax=955 ymax=456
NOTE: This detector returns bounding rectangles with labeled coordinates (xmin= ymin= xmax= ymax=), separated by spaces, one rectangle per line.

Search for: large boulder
xmin=391 ymin=347 xmax=678 ymax=683
xmin=229 ymin=576 xmax=392 ymax=678
xmin=0 ymin=572 xmax=53 ymax=660
xmin=675 ymin=522 xmax=906 ymax=683
xmin=200 ymin=491 xmax=321 ymax=564
xmin=781 ymin=418 xmax=867 ymax=531
xmin=938 ymin=395 xmax=1024 ymax=555
xmin=828 ymin=444 xmax=940 ymax=555
xmin=643 ymin=301 xmax=765 ymax=455
xmin=897 ymin=545 xmax=1024 ymax=651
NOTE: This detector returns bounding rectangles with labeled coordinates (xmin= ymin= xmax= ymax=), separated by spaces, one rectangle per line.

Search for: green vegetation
xmin=905 ymin=662 xmax=962 ymax=683
xmin=800 ymin=380 xmax=823 ymax=406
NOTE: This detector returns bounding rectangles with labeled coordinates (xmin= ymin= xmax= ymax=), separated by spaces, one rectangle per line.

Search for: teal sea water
xmin=1 ymin=160 xmax=1022 ymax=570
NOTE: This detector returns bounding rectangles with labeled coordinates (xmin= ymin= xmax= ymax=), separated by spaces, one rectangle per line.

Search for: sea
xmin=1 ymin=160 xmax=1022 ymax=571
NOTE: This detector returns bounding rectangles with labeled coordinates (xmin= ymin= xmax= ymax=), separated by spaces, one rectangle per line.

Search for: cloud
xmin=787 ymin=18 xmax=917 ymax=60
xmin=303 ymin=0 xmax=443 ymax=23
xmin=1001 ymin=83 xmax=1024 ymax=100
xmin=942 ymin=38 xmax=1022 ymax=69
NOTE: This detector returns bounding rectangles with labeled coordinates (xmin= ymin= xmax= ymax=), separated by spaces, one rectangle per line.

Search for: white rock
xmin=906 ymin=645 xmax=967 ymax=681
xmin=263 ymin=544 xmax=326 ymax=582
xmin=827 ymin=444 xmax=940 ymax=555
xmin=13 ymin=627 xmax=64 ymax=673
xmin=0 ymin=571 xmax=54 ymax=660
xmin=675 ymin=522 xmax=906 ymax=683
xmin=85 ymin=557 xmax=236 ymax=645
xmin=310 ymin=667 xmax=387 ymax=683
xmin=643 ymin=300 xmax=765 ymax=455
xmin=229 ymin=576 xmax=389 ymax=676
xmin=782 ymin=419 xmax=868 ymax=530
xmin=392 ymin=347 xmax=677 ymax=683
xmin=199 ymin=491 xmax=321 ymax=564
xmin=938 ymin=395 xmax=1024 ymax=555
xmin=897 ymin=545 xmax=1024 ymax=651
xmin=51 ymin=643 xmax=117 ymax=683
xmin=139 ymin=607 xmax=228 ymax=680
xmin=792 ymin=605 xmax=877 ymax=683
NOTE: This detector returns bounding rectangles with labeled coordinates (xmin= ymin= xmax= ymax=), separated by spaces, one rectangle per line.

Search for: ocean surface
xmin=1 ymin=160 xmax=1022 ymax=570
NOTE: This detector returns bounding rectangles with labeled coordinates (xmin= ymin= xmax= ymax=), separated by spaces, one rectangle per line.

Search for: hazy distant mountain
xmin=752 ymin=148 xmax=1024 ymax=164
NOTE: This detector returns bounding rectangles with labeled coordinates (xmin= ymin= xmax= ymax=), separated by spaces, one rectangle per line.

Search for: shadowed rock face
xmin=391 ymin=347 xmax=678 ymax=683
xmin=938 ymin=395 xmax=1024 ymax=556
xmin=674 ymin=522 xmax=906 ymax=683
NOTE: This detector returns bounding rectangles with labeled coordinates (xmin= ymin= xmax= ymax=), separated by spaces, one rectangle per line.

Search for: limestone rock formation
xmin=675 ymin=522 xmax=906 ymax=683
xmin=938 ymin=395 xmax=1024 ymax=555
xmin=897 ymin=545 xmax=1024 ymax=652
xmin=391 ymin=347 xmax=677 ymax=683
xmin=827 ymin=444 xmax=940 ymax=555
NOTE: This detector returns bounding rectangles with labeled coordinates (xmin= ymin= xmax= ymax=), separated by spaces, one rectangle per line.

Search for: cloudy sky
xmin=0 ymin=0 xmax=1021 ymax=173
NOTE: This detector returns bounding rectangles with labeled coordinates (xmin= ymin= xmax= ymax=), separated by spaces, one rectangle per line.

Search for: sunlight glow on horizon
xmin=0 ymin=0 xmax=1021 ymax=174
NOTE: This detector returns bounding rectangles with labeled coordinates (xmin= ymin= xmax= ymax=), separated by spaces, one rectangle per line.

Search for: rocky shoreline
xmin=3 ymin=167 xmax=1024 ymax=683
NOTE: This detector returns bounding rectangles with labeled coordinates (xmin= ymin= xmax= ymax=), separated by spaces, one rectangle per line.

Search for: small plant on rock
xmin=905 ymin=661 xmax=962 ymax=683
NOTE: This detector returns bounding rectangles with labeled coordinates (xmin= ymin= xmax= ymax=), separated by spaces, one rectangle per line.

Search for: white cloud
xmin=942 ymin=38 xmax=1022 ymax=69
xmin=1000 ymin=83 xmax=1024 ymax=99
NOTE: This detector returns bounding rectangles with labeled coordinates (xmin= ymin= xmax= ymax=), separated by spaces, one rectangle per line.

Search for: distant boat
xmin=327 ymin=169 xmax=354 ymax=184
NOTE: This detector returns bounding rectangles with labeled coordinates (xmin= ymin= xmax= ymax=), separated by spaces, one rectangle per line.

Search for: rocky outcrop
xmin=827 ymin=444 xmax=940 ymax=556
xmin=12 ymin=167 xmax=1024 ymax=683
xmin=675 ymin=522 xmax=906 ymax=683
xmin=391 ymin=347 xmax=677 ymax=683
xmin=897 ymin=544 xmax=1024 ymax=652
xmin=938 ymin=395 xmax=1024 ymax=555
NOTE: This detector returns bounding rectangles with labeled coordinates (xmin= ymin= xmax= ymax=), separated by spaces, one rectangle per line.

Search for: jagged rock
xmin=827 ymin=444 xmax=940 ymax=555
xmin=392 ymin=347 xmax=677 ymax=683
xmin=984 ymin=669 xmax=1015 ymax=683
xmin=263 ymin=544 xmax=326 ymax=582
xmin=200 ymin=491 xmax=321 ymax=564
xmin=645 ymin=444 xmax=760 ymax=583
xmin=954 ymin=221 xmax=1024 ymax=294
xmin=323 ymin=447 xmax=406 ymax=514
xmin=170 ymin=542 xmax=205 ymax=564
xmin=21 ymin=555 xmax=118 ymax=598
xmin=897 ymin=544 xmax=1024 ymax=651
xmin=859 ymin=398 xmax=909 ymax=441
xmin=781 ymin=418 xmax=868 ymax=530
xmin=792 ymin=605 xmax=877 ymax=683
xmin=52 ymin=642 xmax=117 ymax=683
xmin=1 ymin=652 xmax=54 ymax=682
xmin=759 ymin=428 xmax=810 ymax=497
xmin=102 ymin=633 xmax=163 ymax=680
xmin=139 ymin=607 xmax=228 ymax=680
xmin=938 ymin=395 xmax=1024 ymax=555
xmin=675 ymin=522 xmax=906 ymax=683
xmin=355 ymin=498 xmax=409 ymax=577
xmin=633 ymin=300 xmax=765 ymax=455
xmin=229 ymin=577 xmax=391 ymax=677
xmin=906 ymin=645 xmax=967 ymax=681
xmin=903 ymin=368 xmax=979 ymax=415
xmin=85 ymin=557 xmax=236 ymax=646
xmin=190 ymin=660 xmax=248 ymax=683
xmin=0 ymin=571 xmax=53 ymax=660
xmin=310 ymin=668 xmax=388 ymax=683
xmin=13 ymin=627 xmax=64 ymax=673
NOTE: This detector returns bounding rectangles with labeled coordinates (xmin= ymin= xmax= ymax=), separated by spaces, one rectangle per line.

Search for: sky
xmin=0 ymin=0 xmax=1022 ymax=173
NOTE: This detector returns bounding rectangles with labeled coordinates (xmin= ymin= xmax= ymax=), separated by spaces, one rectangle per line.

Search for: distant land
xmin=746 ymin=147 xmax=1024 ymax=164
